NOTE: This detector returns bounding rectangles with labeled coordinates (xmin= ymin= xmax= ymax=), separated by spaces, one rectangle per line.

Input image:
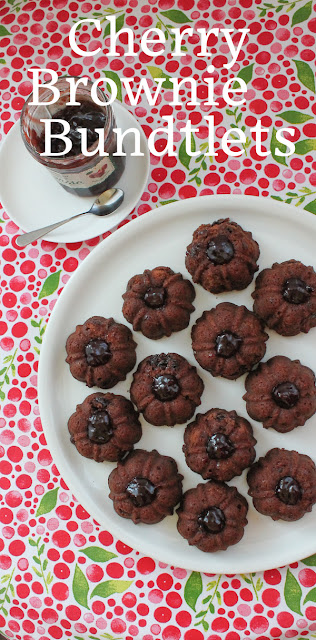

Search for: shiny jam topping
xmin=275 ymin=476 xmax=302 ymax=505
xmin=144 ymin=286 xmax=166 ymax=309
xmin=282 ymin=277 xmax=313 ymax=305
xmin=197 ymin=507 xmax=226 ymax=534
xmin=85 ymin=339 xmax=111 ymax=367
xmin=126 ymin=477 xmax=156 ymax=507
xmin=272 ymin=381 xmax=300 ymax=409
xmin=206 ymin=433 xmax=235 ymax=460
xmin=48 ymin=103 xmax=107 ymax=157
xmin=215 ymin=331 xmax=243 ymax=358
xmin=87 ymin=410 xmax=113 ymax=444
xmin=206 ymin=234 xmax=235 ymax=265
xmin=152 ymin=374 xmax=180 ymax=401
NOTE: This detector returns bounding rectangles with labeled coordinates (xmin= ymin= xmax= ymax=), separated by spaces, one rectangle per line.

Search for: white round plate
xmin=0 ymin=102 xmax=149 ymax=243
xmin=38 ymin=195 xmax=316 ymax=573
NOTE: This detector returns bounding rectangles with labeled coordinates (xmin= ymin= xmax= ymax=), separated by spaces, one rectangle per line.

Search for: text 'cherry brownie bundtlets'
xmin=122 ymin=266 xmax=195 ymax=340
xmin=247 ymin=448 xmax=316 ymax=521
xmin=130 ymin=353 xmax=204 ymax=426
xmin=177 ymin=481 xmax=248 ymax=552
xmin=66 ymin=316 xmax=137 ymax=388
xmin=244 ymin=355 xmax=316 ymax=433
xmin=252 ymin=259 xmax=316 ymax=336
xmin=183 ymin=408 xmax=256 ymax=482
xmin=68 ymin=393 xmax=142 ymax=462
xmin=108 ymin=449 xmax=183 ymax=524
xmin=192 ymin=302 xmax=268 ymax=380
xmin=185 ymin=218 xmax=259 ymax=293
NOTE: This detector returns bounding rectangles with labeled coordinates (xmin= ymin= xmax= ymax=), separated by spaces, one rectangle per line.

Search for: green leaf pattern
xmin=0 ymin=26 xmax=11 ymax=36
xmin=38 ymin=270 xmax=61 ymax=300
xmin=28 ymin=537 xmax=53 ymax=593
xmin=81 ymin=547 xmax=117 ymax=562
xmin=302 ymin=554 xmax=316 ymax=566
xmin=36 ymin=487 xmax=59 ymax=516
xmin=258 ymin=0 xmax=313 ymax=20
xmin=31 ymin=317 xmax=47 ymax=355
xmin=0 ymin=569 xmax=15 ymax=617
xmin=294 ymin=59 xmax=315 ymax=93
xmin=270 ymin=127 xmax=288 ymax=166
xmin=73 ymin=564 xmax=90 ymax=609
xmin=91 ymin=580 xmax=133 ymax=598
xmin=0 ymin=348 xmax=17 ymax=402
xmin=147 ymin=65 xmax=173 ymax=90
xmin=179 ymin=134 xmax=196 ymax=170
xmin=284 ymin=569 xmax=303 ymax=615
xmin=159 ymin=9 xmax=192 ymax=23
xmin=292 ymin=0 xmax=312 ymax=25
xmin=279 ymin=110 xmax=314 ymax=124
xmin=103 ymin=70 xmax=122 ymax=102
xmin=184 ymin=571 xmax=203 ymax=611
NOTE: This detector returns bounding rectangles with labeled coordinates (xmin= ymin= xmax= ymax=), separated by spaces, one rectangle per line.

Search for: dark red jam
xmin=126 ymin=477 xmax=156 ymax=507
xmin=42 ymin=103 xmax=107 ymax=157
xmin=282 ymin=277 xmax=313 ymax=305
xmin=206 ymin=235 xmax=235 ymax=265
xmin=197 ymin=507 xmax=226 ymax=533
xmin=215 ymin=331 xmax=243 ymax=358
xmin=206 ymin=433 xmax=235 ymax=460
xmin=152 ymin=374 xmax=180 ymax=401
xmin=275 ymin=476 xmax=302 ymax=505
xmin=272 ymin=381 xmax=300 ymax=409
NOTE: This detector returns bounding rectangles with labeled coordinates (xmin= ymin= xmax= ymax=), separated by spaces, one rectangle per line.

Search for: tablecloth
xmin=1 ymin=0 xmax=316 ymax=638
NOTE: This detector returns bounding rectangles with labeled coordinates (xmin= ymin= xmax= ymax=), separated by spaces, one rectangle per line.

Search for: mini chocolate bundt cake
xmin=244 ymin=355 xmax=316 ymax=433
xmin=122 ymin=266 xmax=195 ymax=340
xmin=247 ymin=448 xmax=316 ymax=521
xmin=130 ymin=353 xmax=204 ymax=426
xmin=183 ymin=408 xmax=256 ymax=481
xmin=191 ymin=302 xmax=268 ymax=380
xmin=68 ymin=393 xmax=142 ymax=462
xmin=185 ymin=218 xmax=259 ymax=293
xmin=66 ymin=316 xmax=137 ymax=388
xmin=177 ymin=481 xmax=248 ymax=552
xmin=252 ymin=259 xmax=316 ymax=336
xmin=108 ymin=448 xmax=183 ymax=524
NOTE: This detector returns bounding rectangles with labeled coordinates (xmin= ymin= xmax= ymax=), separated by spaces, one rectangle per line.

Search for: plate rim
xmin=38 ymin=195 xmax=316 ymax=572
xmin=0 ymin=101 xmax=150 ymax=243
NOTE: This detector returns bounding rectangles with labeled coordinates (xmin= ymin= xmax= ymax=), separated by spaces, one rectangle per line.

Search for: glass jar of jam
xmin=20 ymin=77 xmax=125 ymax=196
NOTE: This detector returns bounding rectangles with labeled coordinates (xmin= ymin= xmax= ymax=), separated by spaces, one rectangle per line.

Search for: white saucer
xmin=0 ymin=102 xmax=150 ymax=243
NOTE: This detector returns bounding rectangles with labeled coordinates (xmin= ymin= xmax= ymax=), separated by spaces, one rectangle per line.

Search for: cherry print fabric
xmin=1 ymin=0 xmax=316 ymax=639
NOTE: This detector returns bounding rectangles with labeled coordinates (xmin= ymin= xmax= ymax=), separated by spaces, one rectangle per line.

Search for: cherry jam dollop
xmin=197 ymin=507 xmax=226 ymax=533
xmin=126 ymin=477 xmax=156 ymax=507
xmin=272 ymin=381 xmax=300 ymax=409
xmin=282 ymin=277 xmax=313 ymax=305
xmin=144 ymin=287 xmax=166 ymax=309
xmin=206 ymin=433 xmax=235 ymax=460
xmin=215 ymin=331 xmax=243 ymax=358
xmin=152 ymin=374 xmax=180 ymax=401
xmin=206 ymin=235 xmax=235 ymax=265
xmin=87 ymin=410 xmax=113 ymax=444
xmin=275 ymin=476 xmax=302 ymax=505
xmin=85 ymin=339 xmax=111 ymax=367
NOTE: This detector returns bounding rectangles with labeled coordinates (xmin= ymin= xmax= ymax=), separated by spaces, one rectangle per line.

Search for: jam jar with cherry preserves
xmin=20 ymin=78 xmax=125 ymax=196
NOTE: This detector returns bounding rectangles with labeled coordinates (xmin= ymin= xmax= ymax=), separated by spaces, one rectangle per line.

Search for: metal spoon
xmin=16 ymin=187 xmax=124 ymax=247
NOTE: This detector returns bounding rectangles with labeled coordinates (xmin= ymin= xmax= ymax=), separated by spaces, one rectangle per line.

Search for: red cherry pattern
xmin=1 ymin=0 xmax=316 ymax=638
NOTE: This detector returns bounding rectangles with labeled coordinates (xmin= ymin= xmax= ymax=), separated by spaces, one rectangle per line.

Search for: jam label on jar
xmin=49 ymin=155 xmax=116 ymax=190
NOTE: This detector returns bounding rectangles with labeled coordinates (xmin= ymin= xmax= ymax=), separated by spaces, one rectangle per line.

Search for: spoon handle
xmin=16 ymin=211 xmax=87 ymax=247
